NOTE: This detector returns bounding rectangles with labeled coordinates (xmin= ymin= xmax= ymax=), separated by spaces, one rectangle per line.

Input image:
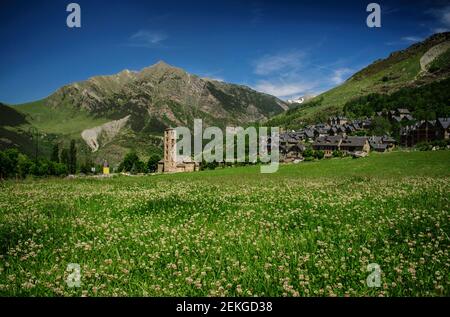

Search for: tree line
xmin=0 ymin=140 xmax=78 ymax=179
xmin=343 ymin=77 xmax=450 ymax=120
xmin=117 ymin=152 xmax=161 ymax=174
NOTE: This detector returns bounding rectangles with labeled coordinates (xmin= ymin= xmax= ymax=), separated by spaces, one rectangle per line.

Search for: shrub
xmin=314 ymin=150 xmax=325 ymax=160
xmin=0 ymin=148 xmax=20 ymax=178
xmin=303 ymin=148 xmax=314 ymax=158
xmin=53 ymin=163 xmax=68 ymax=176
xmin=416 ymin=142 xmax=433 ymax=151
xmin=332 ymin=150 xmax=345 ymax=158
xmin=147 ymin=154 xmax=161 ymax=173
xmin=120 ymin=152 xmax=140 ymax=172
xmin=38 ymin=161 xmax=50 ymax=176
xmin=17 ymin=154 xmax=33 ymax=178
xmin=131 ymin=160 xmax=147 ymax=174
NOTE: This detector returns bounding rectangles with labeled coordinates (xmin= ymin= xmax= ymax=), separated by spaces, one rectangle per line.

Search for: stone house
xmin=312 ymin=136 xmax=343 ymax=157
xmin=369 ymin=135 xmax=397 ymax=152
xmin=401 ymin=118 xmax=450 ymax=146
xmin=328 ymin=116 xmax=348 ymax=126
xmin=339 ymin=136 xmax=371 ymax=153
xmin=436 ymin=118 xmax=450 ymax=140
xmin=313 ymin=136 xmax=370 ymax=157
xmin=400 ymin=120 xmax=436 ymax=147
xmin=280 ymin=143 xmax=306 ymax=162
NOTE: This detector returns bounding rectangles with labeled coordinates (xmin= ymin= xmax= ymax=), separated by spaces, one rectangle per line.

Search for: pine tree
xmin=51 ymin=143 xmax=59 ymax=162
xmin=61 ymin=148 xmax=69 ymax=170
xmin=69 ymin=140 xmax=77 ymax=174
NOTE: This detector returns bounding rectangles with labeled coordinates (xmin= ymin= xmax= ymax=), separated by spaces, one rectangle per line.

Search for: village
xmin=277 ymin=108 xmax=450 ymax=163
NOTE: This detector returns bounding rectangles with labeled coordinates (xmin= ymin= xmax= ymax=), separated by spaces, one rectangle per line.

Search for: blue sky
xmin=1 ymin=0 xmax=449 ymax=104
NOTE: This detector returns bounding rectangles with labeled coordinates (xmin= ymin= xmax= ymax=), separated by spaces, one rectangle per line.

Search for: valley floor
xmin=0 ymin=151 xmax=449 ymax=296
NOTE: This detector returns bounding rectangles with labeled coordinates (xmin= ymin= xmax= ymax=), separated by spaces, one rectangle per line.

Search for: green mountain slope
xmin=269 ymin=32 xmax=450 ymax=128
xmin=0 ymin=103 xmax=55 ymax=157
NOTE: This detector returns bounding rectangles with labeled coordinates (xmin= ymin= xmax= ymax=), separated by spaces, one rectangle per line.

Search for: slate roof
xmin=345 ymin=125 xmax=355 ymax=132
xmin=329 ymin=127 xmax=338 ymax=134
xmin=288 ymin=144 xmax=306 ymax=152
xmin=316 ymin=127 xmax=329 ymax=135
xmin=382 ymin=136 xmax=397 ymax=143
xmin=397 ymin=108 xmax=410 ymax=114
xmin=369 ymin=136 xmax=382 ymax=143
xmin=352 ymin=122 xmax=361 ymax=130
xmin=437 ymin=118 xmax=450 ymax=129
xmin=340 ymin=136 xmax=368 ymax=147
xmin=313 ymin=136 xmax=342 ymax=146
xmin=304 ymin=129 xmax=315 ymax=138
xmin=336 ymin=125 xmax=346 ymax=132
xmin=417 ymin=120 xmax=436 ymax=128
xmin=370 ymin=143 xmax=388 ymax=151
xmin=403 ymin=114 xmax=414 ymax=121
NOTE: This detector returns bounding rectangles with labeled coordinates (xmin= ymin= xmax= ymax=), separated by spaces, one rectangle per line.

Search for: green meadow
xmin=0 ymin=151 xmax=449 ymax=296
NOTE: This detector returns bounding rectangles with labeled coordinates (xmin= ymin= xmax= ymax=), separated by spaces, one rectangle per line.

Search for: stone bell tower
xmin=164 ymin=128 xmax=177 ymax=172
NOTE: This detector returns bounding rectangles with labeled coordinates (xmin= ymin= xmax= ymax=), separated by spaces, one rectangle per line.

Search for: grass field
xmin=0 ymin=151 xmax=449 ymax=297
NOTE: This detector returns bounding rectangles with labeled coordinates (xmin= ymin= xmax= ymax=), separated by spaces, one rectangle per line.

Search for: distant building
xmin=400 ymin=118 xmax=449 ymax=147
xmin=157 ymin=128 xmax=199 ymax=173
xmin=312 ymin=136 xmax=343 ymax=157
xmin=313 ymin=136 xmax=370 ymax=157
xmin=339 ymin=136 xmax=370 ymax=153
xmin=376 ymin=108 xmax=415 ymax=124
xmin=328 ymin=116 xmax=348 ymax=126
xmin=436 ymin=118 xmax=450 ymax=140
xmin=369 ymin=136 xmax=397 ymax=152
xmin=280 ymin=143 xmax=306 ymax=162
xmin=401 ymin=120 xmax=435 ymax=147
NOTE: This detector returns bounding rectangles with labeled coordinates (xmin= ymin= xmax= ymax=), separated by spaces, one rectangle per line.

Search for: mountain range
xmin=0 ymin=61 xmax=288 ymax=164
xmin=1 ymin=32 xmax=449 ymax=165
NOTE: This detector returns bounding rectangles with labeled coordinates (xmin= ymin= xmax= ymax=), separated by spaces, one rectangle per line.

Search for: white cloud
xmin=434 ymin=27 xmax=450 ymax=33
xmin=330 ymin=68 xmax=353 ymax=85
xmin=385 ymin=36 xmax=426 ymax=46
xmin=203 ymin=76 xmax=224 ymax=82
xmin=195 ymin=69 xmax=225 ymax=82
xmin=427 ymin=6 xmax=450 ymax=34
xmin=253 ymin=80 xmax=317 ymax=99
xmin=401 ymin=36 xmax=424 ymax=43
xmin=253 ymin=51 xmax=304 ymax=75
xmin=437 ymin=6 xmax=450 ymax=27
xmin=128 ymin=30 xmax=168 ymax=47
xmin=251 ymin=50 xmax=355 ymax=100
